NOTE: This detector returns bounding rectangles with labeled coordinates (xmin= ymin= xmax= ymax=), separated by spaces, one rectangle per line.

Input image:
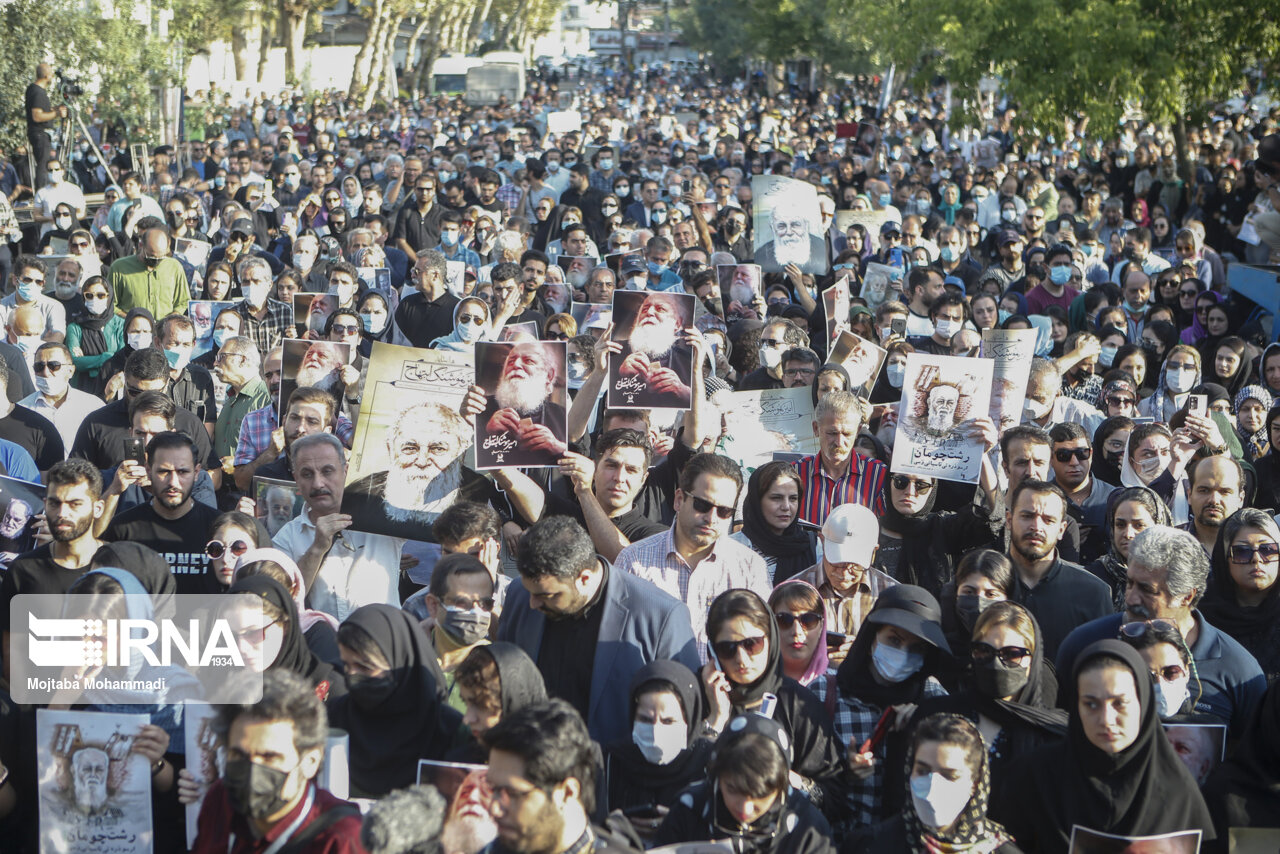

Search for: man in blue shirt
xmin=1057 ymin=524 xmax=1265 ymax=735
xmin=436 ymin=210 xmax=480 ymax=269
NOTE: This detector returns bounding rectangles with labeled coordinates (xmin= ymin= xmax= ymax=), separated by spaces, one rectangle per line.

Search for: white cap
xmin=821 ymin=503 xmax=879 ymax=566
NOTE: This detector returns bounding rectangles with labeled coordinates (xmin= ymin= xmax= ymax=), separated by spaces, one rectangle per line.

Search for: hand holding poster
xmin=981 ymin=328 xmax=1037 ymax=434
xmin=294 ymin=291 xmax=337 ymax=338
xmin=187 ymin=300 xmax=235 ymax=357
xmin=474 ymin=340 xmax=569 ymax=469
xmin=717 ymin=264 xmax=763 ymax=320
xmin=38 ymin=709 xmax=154 ymax=854
xmin=608 ymin=290 xmax=696 ymax=410
xmin=712 ymin=386 xmax=819 ymax=508
xmin=890 ymin=353 xmax=994 ymax=484
xmin=751 ymin=176 xmax=829 ymax=275
xmin=252 ymin=476 xmax=305 ymax=538
xmin=860 ymin=262 xmax=899 ymax=309
xmin=417 ymin=761 xmax=497 ymax=854
xmin=0 ymin=475 xmax=45 ymax=570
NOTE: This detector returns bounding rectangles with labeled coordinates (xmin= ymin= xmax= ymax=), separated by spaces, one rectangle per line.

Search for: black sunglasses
xmin=970 ymin=642 xmax=1031 ymax=667
xmin=711 ymin=635 xmax=767 ymax=661
xmin=33 ymin=361 xmax=64 ymax=374
xmin=774 ymin=611 xmax=822 ymax=631
xmin=206 ymin=539 xmax=251 ymax=560
xmin=1229 ymin=542 xmax=1280 ymax=564
xmin=689 ymin=494 xmax=734 ymax=520
xmin=1053 ymin=447 xmax=1091 ymax=462
xmin=891 ymin=475 xmax=933 ymax=493
xmin=1151 ymin=664 xmax=1187 ymax=682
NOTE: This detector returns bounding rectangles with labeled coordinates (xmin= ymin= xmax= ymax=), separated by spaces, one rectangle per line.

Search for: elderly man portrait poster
xmin=890 ymin=352 xmax=993 ymax=484
xmin=607 ymin=290 xmax=696 ymax=410
xmin=474 ymin=340 xmax=569 ymax=469
xmin=752 ymin=175 xmax=829 ymax=275
xmin=0 ymin=475 xmax=45 ymax=567
xmin=277 ymin=338 xmax=352 ymax=419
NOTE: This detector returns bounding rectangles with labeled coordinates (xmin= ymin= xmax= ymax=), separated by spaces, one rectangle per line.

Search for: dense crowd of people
xmin=0 ymin=56 xmax=1277 ymax=854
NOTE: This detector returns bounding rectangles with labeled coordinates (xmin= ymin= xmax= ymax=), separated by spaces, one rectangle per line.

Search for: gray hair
xmin=221 ymin=335 xmax=261 ymax=370
xmin=1028 ymin=357 xmax=1062 ymax=396
xmin=815 ymin=390 xmax=864 ymax=425
xmin=1128 ymin=525 xmax=1210 ymax=607
xmin=290 ymin=432 xmax=346 ymax=467
xmin=237 ymin=255 xmax=272 ymax=283
xmin=383 ymin=153 xmax=404 ymax=169
xmin=496 ymin=230 xmax=526 ymax=254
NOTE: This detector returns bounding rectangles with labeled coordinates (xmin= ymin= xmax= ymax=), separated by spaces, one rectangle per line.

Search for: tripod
xmin=56 ymin=100 xmax=117 ymax=195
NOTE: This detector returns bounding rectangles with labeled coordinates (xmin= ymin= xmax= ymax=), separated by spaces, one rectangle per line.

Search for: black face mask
xmin=223 ymin=756 xmax=293 ymax=820
xmin=143 ymin=254 xmax=162 ymax=269
xmin=1103 ymin=448 xmax=1123 ymax=468
xmin=972 ymin=657 xmax=1030 ymax=699
xmin=954 ymin=594 xmax=993 ymax=633
xmin=347 ymin=672 xmax=396 ymax=710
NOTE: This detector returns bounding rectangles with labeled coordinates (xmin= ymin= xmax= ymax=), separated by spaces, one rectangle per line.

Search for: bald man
xmin=108 ymin=227 xmax=190 ymax=319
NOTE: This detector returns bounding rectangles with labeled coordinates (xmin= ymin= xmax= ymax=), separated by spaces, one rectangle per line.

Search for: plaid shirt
xmin=795 ymin=452 xmax=888 ymax=527
xmin=614 ymin=526 xmax=771 ymax=655
xmin=494 ymin=181 xmax=523 ymax=216
xmin=589 ymin=169 xmax=617 ymax=194
xmin=234 ymin=298 xmax=294 ymax=355
xmin=809 ymin=675 xmax=948 ymax=829
xmin=232 ymin=402 xmax=355 ymax=466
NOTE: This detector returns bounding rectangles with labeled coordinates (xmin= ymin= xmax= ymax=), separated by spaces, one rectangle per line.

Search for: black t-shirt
xmin=24 ymin=84 xmax=52 ymax=133
xmin=103 ymin=501 xmax=224 ymax=594
xmin=542 ymin=492 xmax=667 ymax=544
xmin=69 ymin=397 xmax=217 ymax=471
xmin=538 ymin=560 xmax=608 ymax=722
xmin=0 ymin=407 xmax=63 ymax=471
xmin=395 ymin=290 xmax=460 ymax=348
xmin=0 ymin=545 xmax=93 ymax=633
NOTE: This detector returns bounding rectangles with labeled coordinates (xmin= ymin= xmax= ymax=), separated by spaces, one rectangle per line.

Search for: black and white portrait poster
xmin=474 ymin=340 xmax=569 ymax=469
xmin=822 ymin=282 xmax=851 ymax=346
xmin=1068 ymin=826 xmax=1201 ymax=853
xmin=294 ymin=291 xmax=337 ymax=338
xmin=860 ymin=262 xmax=898 ymax=310
xmin=187 ymin=300 xmax=235 ymax=358
xmin=253 ymin=476 xmax=305 ymax=538
xmin=751 ymin=175 xmax=829 ymax=275
xmin=608 ymin=290 xmax=696 ymax=411
xmin=890 ymin=353 xmax=993 ymax=484
xmin=38 ymin=709 xmax=153 ymax=854
xmin=342 ymin=342 xmax=475 ymax=543
xmin=278 ymin=338 xmax=352 ymax=420
xmin=0 ymin=475 xmax=45 ymax=569
xmin=357 ymin=266 xmax=392 ymax=293
xmin=828 ymin=330 xmax=886 ymax=397
xmin=557 ymin=255 xmax=595 ymax=295
xmin=416 ymin=761 xmax=496 ymax=854
xmin=445 ymin=260 xmax=467 ymax=298
xmin=571 ymin=303 xmax=611 ymax=337
xmin=981 ymin=328 xmax=1037 ymax=435
xmin=717 ymin=264 xmax=762 ymax=320
xmin=1162 ymin=723 xmax=1226 ymax=788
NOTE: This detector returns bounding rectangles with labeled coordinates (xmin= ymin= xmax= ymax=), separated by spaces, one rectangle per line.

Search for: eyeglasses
xmin=1151 ymin=664 xmax=1187 ymax=682
xmin=891 ymin=475 xmax=933 ymax=493
xmin=15 ymin=275 xmax=42 ymax=286
xmin=32 ymin=361 xmax=64 ymax=374
xmin=760 ymin=338 xmax=786 ymax=349
xmin=970 ymin=642 xmax=1031 ymax=666
xmin=1228 ymin=542 xmax=1280 ymax=564
xmin=783 ymin=368 xmax=815 ymax=378
xmin=1053 ymin=447 xmax=1092 ymax=462
xmin=1179 ymin=289 xmax=1198 ymax=298
xmin=774 ymin=611 xmax=822 ymax=631
xmin=1105 ymin=395 xmax=1136 ymax=408
xmin=1119 ymin=619 xmax=1179 ymax=639
xmin=711 ymin=635 xmax=767 ymax=661
xmin=330 ymin=324 xmax=360 ymax=335
xmin=689 ymin=494 xmax=734 ymax=520
xmin=206 ymin=539 xmax=252 ymax=560
xmin=457 ymin=314 xmax=486 ymax=326
xmin=545 ymin=331 xmax=569 ymax=341
xmin=445 ymin=595 xmax=496 ymax=612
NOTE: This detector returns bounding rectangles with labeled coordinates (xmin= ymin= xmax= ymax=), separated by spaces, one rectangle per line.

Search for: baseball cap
xmin=880 ymin=220 xmax=902 ymax=236
xmin=864 ymin=584 xmax=950 ymax=652
xmin=230 ymin=221 xmax=254 ymax=239
xmin=621 ymin=256 xmax=647 ymax=275
xmin=997 ymin=229 xmax=1024 ymax=247
xmin=821 ymin=503 xmax=879 ymax=567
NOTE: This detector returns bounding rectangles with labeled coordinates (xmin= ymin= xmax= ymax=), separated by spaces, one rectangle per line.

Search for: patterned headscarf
xmin=1235 ymin=384 xmax=1274 ymax=460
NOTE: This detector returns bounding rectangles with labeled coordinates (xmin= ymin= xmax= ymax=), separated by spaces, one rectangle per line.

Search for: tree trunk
xmin=257 ymin=18 xmax=273 ymax=83
xmin=364 ymin=13 xmax=402 ymax=109
xmin=231 ymin=24 xmax=253 ymax=80
xmin=493 ymin=0 xmax=527 ymax=47
xmin=416 ymin=13 xmax=445 ymax=96
xmin=1174 ymin=112 xmax=1194 ymax=212
xmin=282 ymin=4 xmax=309 ymax=84
xmin=349 ymin=0 xmax=386 ymax=99
xmin=465 ymin=0 xmax=493 ymax=52
xmin=406 ymin=16 xmax=431 ymax=98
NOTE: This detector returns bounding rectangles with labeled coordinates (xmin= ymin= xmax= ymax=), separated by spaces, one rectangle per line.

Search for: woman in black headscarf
xmin=67 ymin=275 xmax=124 ymax=397
xmin=854 ymin=713 xmax=1020 ymax=854
xmin=812 ymin=362 xmax=850 ymax=408
xmin=1084 ymin=486 xmax=1170 ymax=610
xmin=91 ymin=541 xmax=177 ymax=602
xmin=330 ymin=604 xmax=463 ymax=797
xmin=356 ymin=289 xmax=395 ymax=357
xmin=912 ymin=602 xmax=1066 ymax=788
xmin=1251 ymin=404 xmax=1280 ymax=513
xmin=447 ymin=641 xmax=547 ymax=763
xmin=700 ymin=589 xmax=849 ymax=819
xmin=225 ymin=575 xmax=346 ymax=703
xmin=991 ymin=640 xmax=1214 ymax=854
xmin=1091 ymin=415 xmax=1135 ymax=488
xmin=1200 ymin=508 xmax=1280 ymax=685
xmin=101 ymin=306 xmax=157 ymax=387
xmin=654 ymin=714 xmax=833 ymax=854
xmin=1202 ymin=679 xmax=1280 ymax=849
xmin=533 ymin=204 xmax=569 ymax=252
xmin=733 ymin=461 xmax=816 ymax=585
xmin=606 ymin=660 xmax=715 ymax=830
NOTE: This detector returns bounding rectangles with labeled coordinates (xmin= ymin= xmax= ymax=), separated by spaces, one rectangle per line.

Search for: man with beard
xmin=0 ymin=459 xmax=105 ymax=674
xmin=263 ymin=484 xmax=297 ymax=537
xmin=254 ymin=386 xmax=339 ymax=483
xmin=1182 ymin=455 xmax=1243 ymax=554
xmin=0 ymin=498 xmax=32 ymax=563
xmin=918 ymin=382 xmax=961 ymax=438
xmin=274 ymin=432 xmax=402 ymax=619
xmin=293 ymin=341 xmax=346 ymax=399
xmin=71 ymin=747 xmax=112 ymax=816
xmin=343 ymin=400 xmax=494 ymax=540
xmin=441 ymin=766 xmax=498 ymax=854
xmin=104 ymin=432 xmax=225 ymax=594
xmin=482 ymin=701 xmax=635 ymax=854
xmin=477 ymin=342 xmax=568 ymax=468
xmin=753 ymin=193 xmax=827 ymax=275
xmin=1003 ymin=479 xmax=1113 ymax=660
xmin=1058 ymin=525 xmax=1265 ymax=733
xmin=613 ymin=292 xmax=693 ymax=409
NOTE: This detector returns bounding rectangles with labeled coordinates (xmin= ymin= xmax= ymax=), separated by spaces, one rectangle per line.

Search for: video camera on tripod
xmin=56 ymin=69 xmax=85 ymax=100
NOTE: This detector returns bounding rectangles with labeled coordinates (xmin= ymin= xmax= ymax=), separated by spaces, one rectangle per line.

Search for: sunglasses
xmin=689 ymin=494 xmax=734 ymax=520
xmin=1229 ymin=542 xmax=1280 ymax=564
xmin=545 ymin=331 xmax=569 ymax=341
xmin=1119 ymin=619 xmax=1179 ymax=639
xmin=457 ymin=314 xmax=486 ymax=326
xmin=206 ymin=539 xmax=251 ymax=560
xmin=330 ymin=324 xmax=360 ymax=335
xmin=970 ymin=642 xmax=1031 ymax=667
xmin=33 ymin=360 xmax=64 ymax=374
xmin=711 ymin=635 xmax=767 ymax=661
xmin=1053 ymin=447 xmax=1092 ymax=462
xmin=760 ymin=338 xmax=786 ymax=349
xmin=774 ymin=611 xmax=822 ymax=631
xmin=891 ymin=475 xmax=933 ymax=493
xmin=1105 ymin=395 xmax=1136 ymax=408
xmin=1151 ymin=664 xmax=1187 ymax=682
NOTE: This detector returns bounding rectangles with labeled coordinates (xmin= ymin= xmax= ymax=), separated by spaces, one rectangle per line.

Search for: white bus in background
xmin=465 ymin=51 xmax=527 ymax=105
xmin=431 ymin=56 xmax=485 ymax=96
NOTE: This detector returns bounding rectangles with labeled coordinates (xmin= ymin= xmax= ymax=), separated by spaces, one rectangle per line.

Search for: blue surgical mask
xmin=598 ymin=157 xmax=614 ymax=171
xmin=212 ymin=328 xmax=234 ymax=348
xmin=17 ymin=281 xmax=41 ymax=303
xmin=872 ymin=641 xmax=924 ymax=683
xmin=939 ymin=246 xmax=956 ymax=263
xmin=1049 ymin=266 xmax=1072 ymax=286
xmin=997 ymin=309 xmax=1012 ymax=325
xmin=648 ymin=261 xmax=665 ymax=276
xmin=878 ymin=193 xmax=892 ymax=207
xmin=441 ymin=231 xmax=459 ymax=247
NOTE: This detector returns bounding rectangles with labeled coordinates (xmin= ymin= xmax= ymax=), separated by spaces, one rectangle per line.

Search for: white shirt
xmin=905 ymin=310 xmax=935 ymax=338
xmin=34 ymin=182 xmax=86 ymax=237
xmin=273 ymin=509 xmax=402 ymax=622
xmin=18 ymin=386 xmax=101 ymax=455
xmin=1110 ymin=254 xmax=1172 ymax=284
xmin=0 ymin=292 xmax=66 ymax=339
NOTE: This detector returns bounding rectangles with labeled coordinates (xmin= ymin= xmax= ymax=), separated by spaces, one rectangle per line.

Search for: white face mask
xmin=15 ymin=335 xmax=41 ymax=355
xmin=626 ymin=275 xmax=647 ymax=291
xmin=1165 ymin=367 xmax=1195 ymax=394
xmin=35 ymin=374 xmax=69 ymax=398
xmin=1023 ymin=397 xmax=1052 ymax=421
xmin=887 ymin=363 xmax=906 ymax=388
xmin=1155 ymin=677 xmax=1189 ymax=718
xmin=934 ymin=318 xmax=960 ymax=339
xmin=458 ymin=316 xmax=486 ymax=342
xmin=872 ymin=641 xmax=924 ymax=683
xmin=632 ymin=720 xmax=686 ymax=766
xmin=85 ymin=297 xmax=109 ymax=315
xmin=127 ymin=331 xmax=152 ymax=351
xmin=758 ymin=346 xmax=784 ymax=371
xmin=249 ymin=283 xmax=272 ymax=308
xmin=1136 ymin=454 xmax=1166 ymax=480
xmin=909 ymin=772 xmax=972 ymax=830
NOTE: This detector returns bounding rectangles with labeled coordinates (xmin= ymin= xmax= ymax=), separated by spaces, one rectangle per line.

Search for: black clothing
xmin=1007 ymin=555 xmax=1114 ymax=661
xmin=736 ymin=366 xmax=784 ymax=390
xmin=878 ymin=478 xmax=1001 ymax=597
xmin=169 ymin=363 xmax=219 ymax=425
xmin=448 ymin=642 xmax=548 ymax=764
xmin=539 ymin=560 xmax=610 ymax=722
xmin=0 ymin=406 xmax=62 ymax=471
xmin=475 ymin=396 xmax=568 ymax=468
xmin=1201 ymin=529 xmax=1280 ymax=686
xmin=329 ymin=604 xmax=462 ymax=797
xmin=395 ymin=289 xmax=460 ymax=348
xmin=0 ymin=545 xmax=91 ymax=633
xmin=855 ymin=817 xmax=1022 ymax=854
xmin=391 ymin=202 xmax=444 ymax=253
xmin=1202 ymin=679 xmax=1280 ymax=849
xmin=70 ymin=396 xmax=217 ymax=470
xmin=341 ymin=466 xmax=509 ymax=542
xmin=227 ymin=575 xmax=346 ymax=701
xmin=992 ymin=641 xmax=1214 ymax=854
xmin=655 ymin=782 xmax=834 ymax=854
xmin=24 ymin=83 xmax=54 ymax=187
xmin=740 ymin=464 xmax=817 ymax=584
xmin=103 ymin=501 xmax=225 ymax=594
